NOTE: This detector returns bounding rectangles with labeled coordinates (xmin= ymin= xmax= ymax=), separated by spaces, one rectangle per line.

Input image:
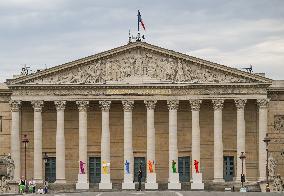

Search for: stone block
xmin=122 ymin=173 xmax=135 ymax=189
xmin=145 ymin=173 xmax=158 ymax=189
xmin=191 ymin=173 xmax=204 ymax=190
xmin=99 ymin=174 xmax=112 ymax=189
xmin=76 ymin=174 xmax=89 ymax=189
xmin=168 ymin=173 xmax=181 ymax=189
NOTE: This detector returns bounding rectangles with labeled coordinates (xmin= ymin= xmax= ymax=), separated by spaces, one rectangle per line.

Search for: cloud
xmin=0 ymin=0 xmax=284 ymax=82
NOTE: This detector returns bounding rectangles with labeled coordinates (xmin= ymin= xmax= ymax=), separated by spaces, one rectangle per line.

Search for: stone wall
xmin=0 ymin=101 xmax=12 ymax=156
xmin=15 ymin=100 xmax=260 ymax=183
xmin=268 ymin=100 xmax=284 ymax=178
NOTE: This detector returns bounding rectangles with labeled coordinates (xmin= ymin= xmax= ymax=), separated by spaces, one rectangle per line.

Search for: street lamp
xmin=22 ymin=134 xmax=29 ymax=180
xmin=239 ymin=152 xmax=246 ymax=189
xmin=263 ymin=133 xmax=271 ymax=192
xmin=43 ymin=153 xmax=49 ymax=182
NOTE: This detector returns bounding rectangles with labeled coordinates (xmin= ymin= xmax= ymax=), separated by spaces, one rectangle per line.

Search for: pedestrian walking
xmin=137 ymin=168 xmax=142 ymax=191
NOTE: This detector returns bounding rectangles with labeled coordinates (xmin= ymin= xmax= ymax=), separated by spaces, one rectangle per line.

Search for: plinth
xmin=145 ymin=173 xmax=158 ymax=190
xmin=168 ymin=173 xmax=181 ymax=189
xmin=76 ymin=174 xmax=89 ymax=190
xmin=99 ymin=174 xmax=112 ymax=189
xmin=191 ymin=173 xmax=204 ymax=190
xmin=122 ymin=173 xmax=135 ymax=190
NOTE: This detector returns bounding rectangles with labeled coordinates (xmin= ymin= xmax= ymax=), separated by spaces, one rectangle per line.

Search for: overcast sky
xmin=0 ymin=0 xmax=284 ymax=82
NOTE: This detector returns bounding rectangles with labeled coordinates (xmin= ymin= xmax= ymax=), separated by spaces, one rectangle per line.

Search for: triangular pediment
xmin=7 ymin=42 xmax=272 ymax=86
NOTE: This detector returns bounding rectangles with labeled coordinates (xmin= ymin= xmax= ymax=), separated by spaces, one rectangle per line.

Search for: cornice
xmin=7 ymin=82 xmax=271 ymax=90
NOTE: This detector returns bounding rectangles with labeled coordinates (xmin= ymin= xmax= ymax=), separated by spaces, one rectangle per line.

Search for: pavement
xmin=8 ymin=191 xmax=283 ymax=196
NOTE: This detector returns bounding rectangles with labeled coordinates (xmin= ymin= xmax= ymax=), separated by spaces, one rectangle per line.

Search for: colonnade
xmin=9 ymin=98 xmax=269 ymax=188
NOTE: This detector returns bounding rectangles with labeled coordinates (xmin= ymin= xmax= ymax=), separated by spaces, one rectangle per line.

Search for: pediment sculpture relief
xmin=29 ymin=49 xmax=252 ymax=84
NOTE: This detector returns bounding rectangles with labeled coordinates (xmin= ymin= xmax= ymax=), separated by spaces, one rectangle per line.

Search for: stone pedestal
xmin=191 ymin=173 xmax=204 ymax=190
xmin=145 ymin=173 xmax=158 ymax=189
xmin=5 ymin=181 xmax=19 ymax=193
xmin=122 ymin=173 xmax=135 ymax=189
xmin=99 ymin=174 xmax=112 ymax=189
xmin=76 ymin=174 xmax=89 ymax=190
xmin=168 ymin=173 xmax=181 ymax=189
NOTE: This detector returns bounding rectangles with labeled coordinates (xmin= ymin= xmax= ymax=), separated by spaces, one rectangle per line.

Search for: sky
xmin=0 ymin=0 xmax=284 ymax=82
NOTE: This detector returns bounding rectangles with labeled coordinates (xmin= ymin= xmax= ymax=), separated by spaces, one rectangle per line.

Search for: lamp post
xmin=43 ymin=153 xmax=49 ymax=183
xmin=239 ymin=152 xmax=246 ymax=189
xmin=263 ymin=133 xmax=271 ymax=192
xmin=22 ymin=134 xmax=29 ymax=180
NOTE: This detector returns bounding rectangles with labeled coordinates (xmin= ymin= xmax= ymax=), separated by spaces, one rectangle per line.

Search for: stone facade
xmin=0 ymin=41 xmax=283 ymax=187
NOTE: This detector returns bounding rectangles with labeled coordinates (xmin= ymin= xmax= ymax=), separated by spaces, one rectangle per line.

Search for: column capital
xmin=54 ymin=101 xmax=66 ymax=111
xmin=31 ymin=100 xmax=44 ymax=112
xmin=9 ymin=100 xmax=22 ymax=112
xmin=122 ymin=100 xmax=134 ymax=111
xmin=234 ymin=99 xmax=247 ymax=110
xmin=99 ymin=100 xmax=111 ymax=111
xmin=76 ymin=101 xmax=89 ymax=112
xmin=144 ymin=100 xmax=157 ymax=110
xmin=167 ymin=100 xmax=179 ymax=110
xmin=212 ymin=99 xmax=224 ymax=111
xmin=257 ymin=98 xmax=270 ymax=109
xmin=189 ymin=99 xmax=202 ymax=111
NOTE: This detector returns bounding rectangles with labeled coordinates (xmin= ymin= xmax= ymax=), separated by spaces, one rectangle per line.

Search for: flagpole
xmin=137 ymin=10 xmax=140 ymax=32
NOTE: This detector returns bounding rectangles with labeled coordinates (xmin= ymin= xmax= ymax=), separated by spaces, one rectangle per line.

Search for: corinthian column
xmin=167 ymin=100 xmax=181 ymax=189
xmin=31 ymin=100 xmax=44 ymax=182
xmin=122 ymin=100 xmax=135 ymax=190
xmin=257 ymin=98 xmax=269 ymax=181
xmin=54 ymin=101 xmax=66 ymax=183
xmin=99 ymin=100 xmax=112 ymax=189
xmin=212 ymin=99 xmax=224 ymax=182
xmin=144 ymin=100 xmax=158 ymax=190
xmin=9 ymin=100 xmax=21 ymax=181
xmin=234 ymin=99 xmax=247 ymax=181
xmin=76 ymin=101 xmax=89 ymax=190
xmin=189 ymin=99 xmax=202 ymax=176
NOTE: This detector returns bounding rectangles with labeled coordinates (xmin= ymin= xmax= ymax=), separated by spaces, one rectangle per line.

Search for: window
xmin=224 ymin=156 xmax=234 ymax=181
xmin=134 ymin=157 xmax=146 ymax=182
xmin=45 ymin=157 xmax=56 ymax=183
xmin=89 ymin=157 xmax=101 ymax=183
xmin=178 ymin=156 xmax=190 ymax=182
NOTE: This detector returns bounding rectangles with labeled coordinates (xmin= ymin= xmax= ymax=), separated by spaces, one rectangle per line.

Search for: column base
xmin=55 ymin=179 xmax=66 ymax=184
xmin=191 ymin=173 xmax=204 ymax=190
xmin=122 ymin=174 xmax=135 ymax=190
xmin=145 ymin=173 xmax=158 ymax=189
xmin=76 ymin=174 xmax=89 ymax=190
xmin=213 ymin=178 xmax=225 ymax=183
xmin=168 ymin=173 xmax=181 ymax=190
xmin=99 ymin=174 xmax=112 ymax=189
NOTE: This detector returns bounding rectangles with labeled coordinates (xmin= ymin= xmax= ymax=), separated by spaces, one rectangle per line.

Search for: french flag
xmin=138 ymin=10 xmax=146 ymax=31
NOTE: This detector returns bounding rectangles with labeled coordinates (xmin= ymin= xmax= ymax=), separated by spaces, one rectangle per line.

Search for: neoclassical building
xmin=0 ymin=41 xmax=283 ymax=189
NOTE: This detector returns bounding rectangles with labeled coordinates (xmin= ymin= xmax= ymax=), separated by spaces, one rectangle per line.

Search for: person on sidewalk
xmin=19 ymin=176 xmax=26 ymax=193
xmin=137 ymin=168 xmax=143 ymax=191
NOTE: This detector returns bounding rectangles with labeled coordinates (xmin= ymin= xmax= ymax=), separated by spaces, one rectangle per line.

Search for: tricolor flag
xmin=138 ymin=10 xmax=146 ymax=31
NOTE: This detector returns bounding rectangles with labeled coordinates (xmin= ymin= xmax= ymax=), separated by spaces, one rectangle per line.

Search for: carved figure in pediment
xmin=146 ymin=56 xmax=157 ymax=78
xmin=85 ymin=60 xmax=105 ymax=83
xmin=26 ymin=48 xmax=255 ymax=85
xmin=134 ymin=54 xmax=143 ymax=76
xmin=165 ymin=58 xmax=175 ymax=81
xmin=175 ymin=60 xmax=187 ymax=82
